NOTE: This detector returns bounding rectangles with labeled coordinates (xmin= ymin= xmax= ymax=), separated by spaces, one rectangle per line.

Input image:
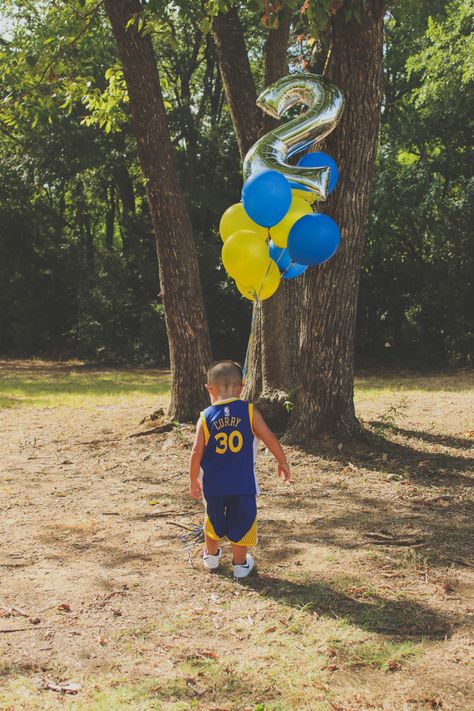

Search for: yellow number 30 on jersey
xmin=215 ymin=430 xmax=243 ymax=454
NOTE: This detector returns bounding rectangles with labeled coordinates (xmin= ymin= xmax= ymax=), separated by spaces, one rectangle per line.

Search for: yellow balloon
xmin=270 ymin=195 xmax=313 ymax=248
xmin=236 ymin=259 xmax=281 ymax=302
xmin=291 ymin=187 xmax=315 ymax=204
xmin=219 ymin=203 xmax=268 ymax=242
xmin=222 ymin=230 xmax=269 ymax=284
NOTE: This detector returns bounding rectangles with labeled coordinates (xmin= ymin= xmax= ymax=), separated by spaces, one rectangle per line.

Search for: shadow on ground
xmin=258 ymin=426 xmax=473 ymax=574
xmin=243 ymin=573 xmax=454 ymax=640
xmin=377 ymin=424 xmax=473 ymax=452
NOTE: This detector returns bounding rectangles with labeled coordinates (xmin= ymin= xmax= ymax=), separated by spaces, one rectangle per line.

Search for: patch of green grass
xmin=399 ymin=548 xmax=430 ymax=572
xmin=0 ymin=363 xmax=170 ymax=409
xmin=342 ymin=639 xmax=423 ymax=671
xmin=354 ymin=370 xmax=473 ymax=396
xmin=333 ymin=576 xmax=380 ymax=600
xmin=0 ymin=676 xmax=199 ymax=711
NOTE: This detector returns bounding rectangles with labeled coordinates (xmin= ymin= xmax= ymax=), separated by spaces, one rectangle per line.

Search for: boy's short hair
xmin=207 ymin=360 xmax=243 ymax=387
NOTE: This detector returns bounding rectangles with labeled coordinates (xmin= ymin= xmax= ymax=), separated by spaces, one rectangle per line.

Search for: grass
xmin=0 ymin=360 xmax=170 ymax=409
xmin=0 ymin=631 xmax=423 ymax=711
xmin=355 ymin=369 xmax=474 ymax=395
xmin=0 ymin=360 xmax=472 ymax=708
xmin=341 ymin=639 xmax=423 ymax=671
xmin=0 ymin=360 xmax=472 ymax=411
xmin=0 ymin=595 xmax=416 ymax=710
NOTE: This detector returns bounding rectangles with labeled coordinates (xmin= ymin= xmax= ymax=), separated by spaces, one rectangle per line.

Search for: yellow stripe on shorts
xmin=204 ymin=513 xmax=220 ymax=541
xmin=233 ymin=518 xmax=257 ymax=547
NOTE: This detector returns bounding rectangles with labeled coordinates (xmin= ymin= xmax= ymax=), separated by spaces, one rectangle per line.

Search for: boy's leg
xmin=203 ymin=496 xmax=226 ymax=560
xmin=226 ymin=495 xmax=257 ymax=568
xmin=231 ymin=543 xmax=247 ymax=565
xmin=205 ymin=535 xmax=220 ymax=555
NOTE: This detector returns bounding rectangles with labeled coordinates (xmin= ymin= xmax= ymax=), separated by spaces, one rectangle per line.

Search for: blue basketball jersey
xmin=199 ymin=398 xmax=259 ymax=497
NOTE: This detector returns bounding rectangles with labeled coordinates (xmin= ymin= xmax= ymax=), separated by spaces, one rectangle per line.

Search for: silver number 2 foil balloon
xmin=243 ymin=73 xmax=344 ymax=201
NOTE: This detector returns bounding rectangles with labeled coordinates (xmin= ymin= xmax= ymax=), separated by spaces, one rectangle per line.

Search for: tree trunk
xmin=285 ymin=1 xmax=385 ymax=443
xmin=105 ymin=183 xmax=115 ymax=252
xmin=76 ymin=181 xmax=94 ymax=272
xmin=104 ymin=0 xmax=212 ymax=421
xmin=212 ymin=5 xmax=294 ymax=411
xmin=113 ymin=161 xmax=136 ymax=254
xmin=260 ymin=7 xmax=295 ymax=399
xmin=211 ymin=6 xmax=260 ymax=158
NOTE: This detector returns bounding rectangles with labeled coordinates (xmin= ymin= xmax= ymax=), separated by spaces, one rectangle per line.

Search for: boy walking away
xmin=189 ymin=360 xmax=291 ymax=578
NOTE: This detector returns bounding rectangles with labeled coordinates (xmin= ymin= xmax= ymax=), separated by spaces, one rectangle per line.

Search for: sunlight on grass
xmin=343 ymin=639 xmax=423 ymax=671
xmin=0 ymin=361 xmax=170 ymax=409
xmin=1 ymin=360 xmax=472 ymax=411
xmin=355 ymin=370 xmax=474 ymax=396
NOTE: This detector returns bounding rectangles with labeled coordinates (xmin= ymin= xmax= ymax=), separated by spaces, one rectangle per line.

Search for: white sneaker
xmin=203 ymin=547 xmax=222 ymax=570
xmin=233 ymin=553 xmax=255 ymax=579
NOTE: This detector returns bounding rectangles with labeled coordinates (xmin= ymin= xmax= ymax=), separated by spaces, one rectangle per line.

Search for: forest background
xmin=0 ymin=0 xmax=472 ymax=372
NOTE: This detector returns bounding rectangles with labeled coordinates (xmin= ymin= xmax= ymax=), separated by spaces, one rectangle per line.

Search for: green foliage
xmin=0 ymin=0 xmax=471 ymax=368
xmin=357 ymin=0 xmax=474 ymax=367
xmin=371 ymin=396 xmax=409 ymax=434
xmin=0 ymin=0 xmax=250 ymax=364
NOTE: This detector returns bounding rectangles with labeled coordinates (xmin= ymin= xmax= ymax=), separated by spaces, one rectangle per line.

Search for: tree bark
xmin=104 ymin=183 xmax=115 ymax=252
xmin=113 ymin=161 xmax=136 ymax=254
xmin=76 ymin=181 xmax=94 ymax=272
xmin=211 ymin=6 xmax=260 ymax=158
xmin=260 ymin=7 xmax=296 ymax=398
xmin=286 ymin=1 xmax=385 ymax=442
xmin=105 ymin=0 xmax=212 ymax=421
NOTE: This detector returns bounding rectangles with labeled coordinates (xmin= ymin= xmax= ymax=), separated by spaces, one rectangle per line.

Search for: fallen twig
xmin=166 ymin=521 xmax=196 ymax=532
xmin=79 ymin=438 xmax=122 ymax=445
xmin=0 ymin=607 xmax=29 ymax=619
xmin=43 ymin=680 xmax=81 ymax=695
xmin=365 ymin=531 xmax=397 ymax=540
xmin=365 ymin=539 xmax=425 ymax=547
xmin=1 ymin=625 xmax=55 ymax=633
xmin=163 ymin=471 xmax=184 ymax=481
xmin=364 ymin=532 xmax=425 ymax=546
xmin=128 ymin=422 xmax=174 ymax=438
xmin=452 ymin=557 xmax=474 ymax=568
xmin=143 ymin=509 xmax=192 ymax=518
xmin=1 ymin=621 xmax=140 ymax=634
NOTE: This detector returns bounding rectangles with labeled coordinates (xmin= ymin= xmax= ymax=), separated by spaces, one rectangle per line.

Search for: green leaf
xmin=200 ymin=17 xmax=212 ymax=34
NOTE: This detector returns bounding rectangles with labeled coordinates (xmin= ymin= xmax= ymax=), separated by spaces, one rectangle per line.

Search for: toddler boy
xmin=189 ymin=360 xmax=290 ymax=578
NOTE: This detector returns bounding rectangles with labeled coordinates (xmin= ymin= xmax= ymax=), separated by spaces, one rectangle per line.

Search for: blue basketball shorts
xmin=203 ymin=495 xmax=257 ymax=547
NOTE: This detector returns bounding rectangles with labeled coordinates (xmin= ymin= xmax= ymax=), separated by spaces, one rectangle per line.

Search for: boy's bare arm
xmin=189 ymin=420 xmax=205 ymax=499
xmin=252 ymin=409 xmax=291 ymax=481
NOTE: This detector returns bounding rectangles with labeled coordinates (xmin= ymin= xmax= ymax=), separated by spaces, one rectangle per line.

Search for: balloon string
xmin=242 ymin=229 xmax=270 ymax=382
xmin=242 ymin=228 xmax=282 ymax=382
xmin=242 ymin=297 xmax=261 ymax=382
xmin=266 ymin=229 xmax=287 ymax=277
xmin=280 ymin=261 xmax=294 ymax=279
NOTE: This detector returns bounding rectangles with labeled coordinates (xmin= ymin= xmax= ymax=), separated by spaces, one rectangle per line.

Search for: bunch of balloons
xmin=219 ymin=151 xmax=341 ymax=302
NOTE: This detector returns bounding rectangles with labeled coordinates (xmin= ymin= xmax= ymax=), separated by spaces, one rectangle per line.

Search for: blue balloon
xmin=287 ymin=213 xmax=340 ymax=266
xmin=282 ymin=262 xmax=308 ymax=280
xmin=288 ymin=180 xmax=310 ymax=194
xmin=242 ymin=170 xmax=291 ymax=228
xmin=297 ymin=152 xmax=339 ymax=194
xmin=269 ymin=240 xmax=291 ymax=270
xmin=268 ymin=240 xmax=308 ymax=280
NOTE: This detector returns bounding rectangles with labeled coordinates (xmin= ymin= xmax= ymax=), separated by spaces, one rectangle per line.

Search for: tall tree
xmin=286 ymin=1 xmax=385 ymax=441
xmin=104 ymin=0 xmax=212 ymax=420
xmin=212 ymin=4 xmax=295 ymax=409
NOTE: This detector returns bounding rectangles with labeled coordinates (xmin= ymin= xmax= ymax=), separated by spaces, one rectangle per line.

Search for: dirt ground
xmin=0 ymin=362 xmax=473 ymax=710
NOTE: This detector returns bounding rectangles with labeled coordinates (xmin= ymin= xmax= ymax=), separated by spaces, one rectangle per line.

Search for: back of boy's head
xmin=207 ymin=360 xmax=243 ymax=388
